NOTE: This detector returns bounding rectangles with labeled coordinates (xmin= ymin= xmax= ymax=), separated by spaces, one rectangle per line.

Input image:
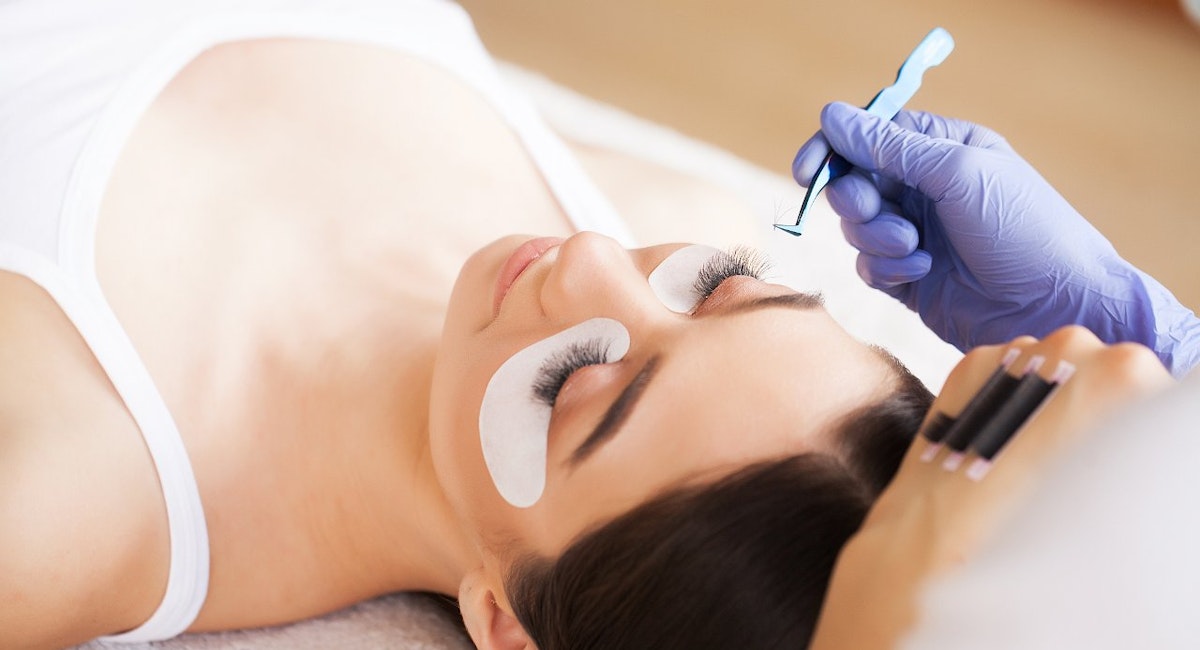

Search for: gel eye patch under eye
xmin=648 ymin=244 xmax=722 ymax=313
xmin=479 ymin=317 xmax=631 ymax=508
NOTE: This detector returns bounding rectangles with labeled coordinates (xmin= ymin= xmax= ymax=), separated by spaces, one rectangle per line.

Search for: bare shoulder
xmin=565 ymin=139 xmax=763 ymax=249
xmin=0 ymin=273 xmax=169 ymax=648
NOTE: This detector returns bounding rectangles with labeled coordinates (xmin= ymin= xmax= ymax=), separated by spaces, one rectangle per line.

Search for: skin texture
xmin=808 ymin=326 xmax=1175 ymax=650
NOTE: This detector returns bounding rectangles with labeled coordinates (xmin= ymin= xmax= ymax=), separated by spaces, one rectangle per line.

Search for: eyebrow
xmin=721 ymin=290 xmax=824 ymax=315
xmin=568 ymin=355 xmax=661 ymax=468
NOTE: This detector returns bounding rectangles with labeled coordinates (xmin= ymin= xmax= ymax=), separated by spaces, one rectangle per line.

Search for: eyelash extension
xmin=692 ymin=246 xmax=773 ymax=299
xmin=531 ymin=338 xmax=612 ymax=408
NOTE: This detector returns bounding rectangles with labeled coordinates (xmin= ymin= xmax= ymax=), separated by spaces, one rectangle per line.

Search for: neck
xmin=232 ymin=243 xmax=486 ymax=600
xmin=335 ymin=334 xmax=479 ymax=598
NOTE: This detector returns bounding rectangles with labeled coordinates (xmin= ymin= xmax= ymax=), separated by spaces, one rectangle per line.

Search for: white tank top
xmin=0 ymin=0 xmax=634 ymax=642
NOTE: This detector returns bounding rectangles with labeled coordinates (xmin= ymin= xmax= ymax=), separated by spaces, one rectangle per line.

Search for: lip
xmin=493 ymin=236 xmax=565 ymax=316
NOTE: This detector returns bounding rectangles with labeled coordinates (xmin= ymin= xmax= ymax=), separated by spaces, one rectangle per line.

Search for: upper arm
xmin=0 ymin=416 xmax=174 ymax=649
xmin=0 ymin=274 xmax=170 ymax=649
xmin=0 ymin=435 xmax=116 ymax=648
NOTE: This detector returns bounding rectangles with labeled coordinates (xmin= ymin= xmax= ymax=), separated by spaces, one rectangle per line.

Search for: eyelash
xmin=532 ymin=338 xmax=611 ymax=408
xmin=529 ymin=247 xmax=772 ymax=408
xmin=692 ymin=246 xmax=772 ymax=299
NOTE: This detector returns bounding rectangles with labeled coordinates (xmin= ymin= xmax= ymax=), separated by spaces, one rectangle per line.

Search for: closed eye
xmin=692 ymin=246 xmax=773 ymax=300
xmin=531 ymin=338 xmax=612 ymax=408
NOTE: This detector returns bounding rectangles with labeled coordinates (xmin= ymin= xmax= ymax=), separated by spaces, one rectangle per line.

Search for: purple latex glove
xmin=793 ymin=101 xmax=1200 ymax=377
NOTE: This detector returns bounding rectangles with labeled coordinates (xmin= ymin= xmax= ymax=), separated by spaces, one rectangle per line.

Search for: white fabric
xmin=901 ymin=369 xmax=1200 ymax=649
xmin=2 ymin=0 xmax=636 ymax=643
xmin=79 ymin=594 xmax=473 ymax=650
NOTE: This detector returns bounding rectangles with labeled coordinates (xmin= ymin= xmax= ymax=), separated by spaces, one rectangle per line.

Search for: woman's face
xmin=429 ymin=232 xmax=897 ymax=562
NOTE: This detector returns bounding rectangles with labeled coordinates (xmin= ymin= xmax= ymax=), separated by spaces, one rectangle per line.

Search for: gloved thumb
xmin=820 ymin=101 xmax=951 ymax=191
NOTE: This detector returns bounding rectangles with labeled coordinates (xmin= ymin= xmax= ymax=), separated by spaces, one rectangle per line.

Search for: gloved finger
xmin=893 ymin=110 xmax=1015 ymax=154
xmin=856 ymin=250 xmax=932 ymax=290
xmin=877 ymin=199 xmax=922 ymax=238
xmin=792 ymin=131 xmax=831 ymax=186
xmin=874 ymin=173 xmax=908 ymax=204
xmin=820 ymin=101 xmax=957 ymax=195
xmin=826 ymin=172 xmax=881 ymax=224
xmin=841 ymin=212 xmax=919 ymax=258
xmin=879 ymin=198 xmax=905 ymax=218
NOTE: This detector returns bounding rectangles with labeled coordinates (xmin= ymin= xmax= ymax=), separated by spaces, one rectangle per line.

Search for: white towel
xmin=78 ymin=594 xmax=471 ymax=650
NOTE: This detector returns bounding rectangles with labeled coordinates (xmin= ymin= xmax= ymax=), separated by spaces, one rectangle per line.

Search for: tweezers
xmin=777 ymin=27 xmax=955 ymax=236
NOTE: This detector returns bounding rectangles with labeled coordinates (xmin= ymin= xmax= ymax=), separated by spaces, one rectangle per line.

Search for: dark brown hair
xmin=505 ymin=365 xmax=933 ymax=650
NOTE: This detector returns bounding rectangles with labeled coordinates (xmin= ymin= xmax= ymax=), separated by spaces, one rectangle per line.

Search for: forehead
xmin=524 ymin=303 xmax=894 ymax=555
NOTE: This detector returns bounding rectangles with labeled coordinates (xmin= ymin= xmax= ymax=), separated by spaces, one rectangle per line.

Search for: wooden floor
xmin=459 ymin=0 xmax=1200 ymax=310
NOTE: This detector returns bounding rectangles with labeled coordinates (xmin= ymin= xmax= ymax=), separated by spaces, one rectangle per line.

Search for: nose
xmin=540 ymin=232 xmax=666 ymax=328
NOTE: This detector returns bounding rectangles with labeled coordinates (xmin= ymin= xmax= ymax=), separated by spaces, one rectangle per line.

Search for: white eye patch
xmin=479 ymin=317 xmax=631 ymax=508
xmin=648 ymin=244 xmax=723 ymax=313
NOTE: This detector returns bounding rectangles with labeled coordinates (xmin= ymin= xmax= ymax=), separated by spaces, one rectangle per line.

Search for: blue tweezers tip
xmin=774 ymin=224 xmax=805 ymax=237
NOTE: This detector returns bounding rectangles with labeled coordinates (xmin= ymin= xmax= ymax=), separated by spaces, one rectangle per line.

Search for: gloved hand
xmin=793 ymin=101 xmax=1200 ymax=377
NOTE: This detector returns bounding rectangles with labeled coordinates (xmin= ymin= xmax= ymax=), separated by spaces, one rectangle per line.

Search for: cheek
xmin=428 ymin=317 xmax=632 ymax=523
xmin=428 ymin=239 xmax=526 ymax=502
xmin=428 ymin=336 xmax=509 ymax=524
xmin=479 ymin=318 xmax=630 ymax=509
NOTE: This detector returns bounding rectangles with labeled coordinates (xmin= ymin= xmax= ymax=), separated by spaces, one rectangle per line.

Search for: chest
xmin=95 ymin=38 xmax=574 ymax=430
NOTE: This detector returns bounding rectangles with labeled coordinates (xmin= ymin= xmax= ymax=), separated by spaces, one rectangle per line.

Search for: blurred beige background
xmin=459 ymin=0 xmax=1200 ymax=310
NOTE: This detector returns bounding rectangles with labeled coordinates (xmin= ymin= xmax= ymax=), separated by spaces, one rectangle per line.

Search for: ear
xmin=458 ymin=567 xmax=536 ymax=650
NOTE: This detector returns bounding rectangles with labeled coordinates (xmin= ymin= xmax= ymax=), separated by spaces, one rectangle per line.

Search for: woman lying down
xmin=1 ymin=1 xmax=1185 ymax=649
xmin=3 ymin=1 xmax=927 ymax=647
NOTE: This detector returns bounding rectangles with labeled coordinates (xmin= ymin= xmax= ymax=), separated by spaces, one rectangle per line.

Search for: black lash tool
xmin=965 ymin=360 xmax=1076 ymax=481
xmin=920 ymin=348 xmax=1022 ymax=463
xmin=942 ymin=356 xmax=1041 ymax=471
